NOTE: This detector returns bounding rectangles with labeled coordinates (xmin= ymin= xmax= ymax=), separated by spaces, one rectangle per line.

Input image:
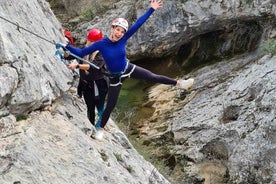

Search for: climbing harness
xmin=109 ymin=62 xmax=136 ymax=87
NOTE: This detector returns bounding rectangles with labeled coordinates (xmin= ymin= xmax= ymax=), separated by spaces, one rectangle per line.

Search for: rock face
xmin=171 ymin=53 xmax=276 ymax=183
xmin=0 ymin=0 xmax=276 ymax=183
xmin=0 ymin=94 xmax=169 ymax=184
xmin=0 ymin=0 xmax=72 ymax=116
xmin=139 ymin=52 xmax=275 ymax=183
xmin=64 ymin=0 xmax=276 ymax=61
xmin=0 ymin=0 xmax=169 ymax=184
xmin=68 ymin=0 xmax=274 ymax=182
xmin=46 ymin=0 xmax=119 ymax=29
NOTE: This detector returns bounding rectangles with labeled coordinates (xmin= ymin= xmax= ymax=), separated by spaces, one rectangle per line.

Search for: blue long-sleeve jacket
xmin=66 ymin=7 xmax=155 ymax=74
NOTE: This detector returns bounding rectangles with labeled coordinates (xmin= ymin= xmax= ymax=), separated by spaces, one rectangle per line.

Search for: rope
xmin=65 ymin=50 xmax=100 ymax=70
xmin=0 ymin=15 xmax=55 ymax=45
xmin=0 ymin=15 xmax=106 ymax=74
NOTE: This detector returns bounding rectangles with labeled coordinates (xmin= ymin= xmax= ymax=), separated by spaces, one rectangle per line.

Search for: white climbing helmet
xmin=112 ymin=18 xmax=128 ymax=31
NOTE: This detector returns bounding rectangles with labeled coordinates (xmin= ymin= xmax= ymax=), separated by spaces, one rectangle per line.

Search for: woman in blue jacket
xmin=65 ymin=0 xmax=194 ymax=140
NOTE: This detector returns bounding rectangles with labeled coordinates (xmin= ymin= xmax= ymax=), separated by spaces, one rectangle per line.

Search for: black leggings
xmin=100 ymin=63 xmax=177 ymax=128
xmin=82 ymin=78 xmax=108 ymax=126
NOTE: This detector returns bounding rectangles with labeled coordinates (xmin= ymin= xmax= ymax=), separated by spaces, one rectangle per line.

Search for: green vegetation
xmin=80 ymin=8 xmax=95 ymax=22
xmin=96 ymin=5 xmax=109 ymax=15
xmin=0 ymin=114 xmax=8 ymax=119
xmin=80 ymin=5 xmax=109 ymax=22
xmin=179 ymin=0 xmax=188 ymax=3
xmin=244 ymin=70 xmax=252 ymax=77
xmin=126 ymin=165 xmax=133 ymax=173
xmin=243 ymin=0 xmax=254 ymax=4
xmin=241 ymin=132 xmax=246 ymax=139
xmin=129 ymin=138 xmax=176 ymax=180
xmin=114 ymin=153 xmax=123 ymax=162
xmin=260 ymin=39 xmax=276 ymax=55
xmin=16 ymin=114 xmax=28 ymax=121
xmin=99 ymin=150 xmax=109 ymax=162
xmin=48 ymin=1 xmax=64 ymax=10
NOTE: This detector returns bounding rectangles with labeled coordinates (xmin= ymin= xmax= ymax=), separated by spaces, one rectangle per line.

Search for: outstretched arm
xmin=66 ymin=42 xmax=98 ymax=58
xmin=124 ymin=0 xmax=163 ymax=39
xmin=151 ymin=0 xmax=163 ymax=10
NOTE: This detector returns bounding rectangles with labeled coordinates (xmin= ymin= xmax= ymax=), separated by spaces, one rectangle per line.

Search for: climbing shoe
xmin=95 ymin=129 xmax=104 ymax=140
xmin=179 ymin=78 xmax=194 ymax=90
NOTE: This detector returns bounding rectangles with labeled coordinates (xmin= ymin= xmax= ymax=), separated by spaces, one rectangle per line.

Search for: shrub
xmin=260 ymin=39 xmax=276 ymax=55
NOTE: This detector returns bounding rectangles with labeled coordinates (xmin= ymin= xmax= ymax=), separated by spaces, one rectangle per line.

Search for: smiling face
xmin=109 ymin=26 xmax=126 ymax=42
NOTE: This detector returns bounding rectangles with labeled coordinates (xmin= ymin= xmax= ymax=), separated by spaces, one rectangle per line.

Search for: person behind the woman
xmin=67 ymin=29 xmax=108 ymax=129
xmin=63 ymin=0 xmax=194 ymax=140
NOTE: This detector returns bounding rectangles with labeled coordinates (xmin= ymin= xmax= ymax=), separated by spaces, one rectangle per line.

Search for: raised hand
xmin=151 ymin=0 xmax=163 ymax=10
